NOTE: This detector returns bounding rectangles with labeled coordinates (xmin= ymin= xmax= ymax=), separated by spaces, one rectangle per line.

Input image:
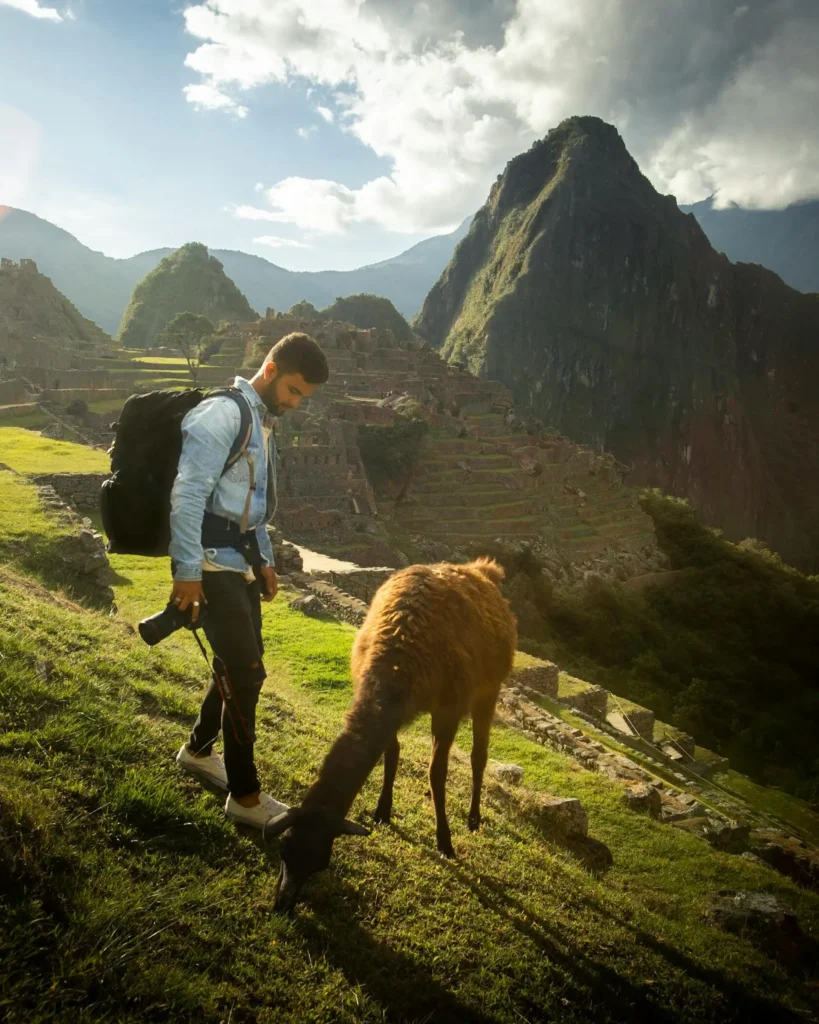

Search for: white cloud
xmin=316 ymin=106 xmax=334 ymax=123
xmin=297 ymin=125 xmax=317 ymax=140
xmin=234 ymin=179 xmax=358 ymax=233
xmin=0 ymin=0 xmax=64 ymax=20
xmin=182 ymin=0 xmax=819 ymax=233
xmin=254 ymin=234 xmax=312 ymax=249
xmin=0 ymin=103 xmax=43 ymax=206
xmin=182 ymin=82 xmax=248 ymax=118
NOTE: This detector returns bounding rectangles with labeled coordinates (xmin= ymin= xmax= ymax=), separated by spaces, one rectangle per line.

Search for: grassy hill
xmin=117 ymin=243 xmax=258 ymax=349
xmin=1 ymin=434 xmax=818 ymax=1022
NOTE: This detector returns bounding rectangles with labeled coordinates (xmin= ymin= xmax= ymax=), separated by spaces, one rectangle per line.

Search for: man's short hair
xmin=267 ymin=332 xmax=329 ymax=385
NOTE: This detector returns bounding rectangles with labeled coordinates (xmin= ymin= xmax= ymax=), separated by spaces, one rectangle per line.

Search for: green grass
xmin=0 ymin=411 xmax=49 ymax=430
xmin=717 ymin=771 xmax=819 ymax=846
xmin=512 ymin=650 xmax=546 ymax=670
xmin=86 ymin=398 xmax=128 ymax=414
xmin=559 ymin=671 xmax=597 ymax=698
xmin=0 ymin=427 xmax=109 ymax=475
xmin=2 ymin=441 xmax=819 ymax=1021
xmin=128 ymin=356 xmax=194 ymax=365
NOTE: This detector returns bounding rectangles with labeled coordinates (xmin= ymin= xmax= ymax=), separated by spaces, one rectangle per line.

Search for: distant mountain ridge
xmin=680 ymin=197 xmax=819 ymax=295
xmin=0 ymin=207 xmax=472 ymax=335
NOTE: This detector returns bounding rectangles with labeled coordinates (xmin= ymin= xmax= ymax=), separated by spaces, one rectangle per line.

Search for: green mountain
xmin=117 ymin=243 xmax=258 ymax=349
xmin=0 ymin=206 xmax=472 ymax=333
xmin=416 ymin=116 xmax=819 ymax=572
xmin=288 ymin=293 xmax=413 ymax=340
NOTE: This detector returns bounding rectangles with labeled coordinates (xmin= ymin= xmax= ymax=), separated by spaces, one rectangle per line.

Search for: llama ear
xmin=263 ymin=808 xmax=300 ymax=839
xmin=337 ymin=818 xmax=371 ymax=838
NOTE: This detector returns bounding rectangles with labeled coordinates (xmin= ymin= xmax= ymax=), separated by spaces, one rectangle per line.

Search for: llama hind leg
xmin=429 ymin=710 xmax=460 ymax=858
xmin=468 ymin=694 xmax=496 ymax=832
xmin=373 ymin=733 xmax=399 ymax=824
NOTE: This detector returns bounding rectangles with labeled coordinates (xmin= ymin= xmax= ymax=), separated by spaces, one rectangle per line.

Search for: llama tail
xmin=470 ymin=556 xmax=505 ymax=586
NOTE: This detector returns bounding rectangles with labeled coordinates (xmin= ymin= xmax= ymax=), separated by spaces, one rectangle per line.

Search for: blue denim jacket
xmin=169 ymin=377 xmax=277 ymax=581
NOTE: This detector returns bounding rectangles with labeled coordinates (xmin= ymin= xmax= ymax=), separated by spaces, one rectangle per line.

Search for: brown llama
xmin=266 ymin=556 xmax=517 ymax=912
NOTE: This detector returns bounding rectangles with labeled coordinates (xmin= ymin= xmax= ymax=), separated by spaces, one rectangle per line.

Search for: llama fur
xmin=268 ymin=557 xmax=517 ymax=912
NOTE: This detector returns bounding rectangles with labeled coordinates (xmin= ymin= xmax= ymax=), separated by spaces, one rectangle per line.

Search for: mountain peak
xmin=416 ymin=118 xmax=819 ymax=571
xmin=117 ymin=243 xmax=258 ymax=348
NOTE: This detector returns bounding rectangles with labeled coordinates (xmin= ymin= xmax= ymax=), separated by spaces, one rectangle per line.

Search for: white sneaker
xmin=224 ymin=791 xmax=290 ymax=829
xmin=176 ymin=744 xmax=228 ymax=791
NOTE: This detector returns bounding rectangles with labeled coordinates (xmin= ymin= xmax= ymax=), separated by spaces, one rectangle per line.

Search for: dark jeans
xmin=187 ymin=570 xmax=267 ymax=799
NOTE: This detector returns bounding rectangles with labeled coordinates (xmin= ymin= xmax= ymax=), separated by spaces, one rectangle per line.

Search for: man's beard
xmin=260 ymin=376 xmax=285 ymax=416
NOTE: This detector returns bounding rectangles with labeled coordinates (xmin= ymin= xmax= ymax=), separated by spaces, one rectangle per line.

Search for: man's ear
xmin=265 ymin=360 xmax=278 ymax=381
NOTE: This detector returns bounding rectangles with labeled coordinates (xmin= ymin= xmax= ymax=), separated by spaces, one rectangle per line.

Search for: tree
xmin=156 ymin=311 xmax=220 ymax=383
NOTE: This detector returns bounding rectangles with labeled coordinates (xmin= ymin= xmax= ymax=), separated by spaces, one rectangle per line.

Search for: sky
xmin=2 ymin=0 xmax=818 ymax=271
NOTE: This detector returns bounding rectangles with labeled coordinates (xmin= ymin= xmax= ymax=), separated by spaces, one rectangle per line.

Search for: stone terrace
xmin=231 ymin=311 xmax=658 ymax=564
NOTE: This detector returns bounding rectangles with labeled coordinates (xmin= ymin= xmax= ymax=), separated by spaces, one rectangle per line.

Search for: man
xmin=171 ymin=332 xmax=329 ymax=829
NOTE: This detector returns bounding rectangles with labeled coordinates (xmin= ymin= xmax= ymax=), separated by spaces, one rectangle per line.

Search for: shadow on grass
xmin=265 ymin=814 xmax=808 ymax=1024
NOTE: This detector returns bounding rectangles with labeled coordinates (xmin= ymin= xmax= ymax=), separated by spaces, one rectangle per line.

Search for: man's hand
xmin=260 ymin=565 xmax=278 ymax=602
xmin=169 ymin=580 xmax=206 ymax=622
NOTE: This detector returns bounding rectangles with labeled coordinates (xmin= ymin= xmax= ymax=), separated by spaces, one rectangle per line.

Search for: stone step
xmin=0 ymin=401 xmax=40 ymax=417
xmin=417 ymin=453 xmax=518 ymax=470
xmin=395 ymin=516 xmax=542 ymax=537
xmin=409 ymin=489 xmax=533 ymax=508
xmin=412 ymin=468 xmax=531 ymax=490
xmin=396 ymin=499 xmax=535 ymax=524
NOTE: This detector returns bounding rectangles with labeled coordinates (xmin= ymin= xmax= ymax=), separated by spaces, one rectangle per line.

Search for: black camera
xmin=138 ymin=601 xmax=207 ymax=646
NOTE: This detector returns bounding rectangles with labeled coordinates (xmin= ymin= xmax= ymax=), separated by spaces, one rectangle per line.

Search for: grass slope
xmin=1 ymin=445 xmax=818 ymax=1022
xmin=0 ymin=427 xmax=109 ymax=474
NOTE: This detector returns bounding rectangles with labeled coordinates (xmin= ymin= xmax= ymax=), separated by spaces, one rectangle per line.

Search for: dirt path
xmin=295 ymin=545 xmax=360 ymax=572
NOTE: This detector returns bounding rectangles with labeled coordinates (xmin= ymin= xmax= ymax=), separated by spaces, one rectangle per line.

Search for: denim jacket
xmin=169 ymin=377 xmax=277 ymax=581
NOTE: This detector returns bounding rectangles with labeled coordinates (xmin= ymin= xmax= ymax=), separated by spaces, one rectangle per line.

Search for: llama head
xmin=264 ymin=807 xmax=370 ymax=913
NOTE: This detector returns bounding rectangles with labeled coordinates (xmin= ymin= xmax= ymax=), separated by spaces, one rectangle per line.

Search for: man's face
xmin=261 ymin=362 xmax=317 ymax=416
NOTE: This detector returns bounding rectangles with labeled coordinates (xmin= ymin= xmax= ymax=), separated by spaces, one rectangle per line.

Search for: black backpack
xmin=100 ymin=387 xmax=252 ymax=557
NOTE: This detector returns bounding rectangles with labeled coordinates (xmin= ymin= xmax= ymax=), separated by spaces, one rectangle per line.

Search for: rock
xmin=708 ymin=821 xmax=751 ymax=852
xmin=527 ymin=795 xmax=588 ymax=837
xmin=491 ymin=763 xmax=524 ymax=786
xmin=704 ymin=891 xmax=810 ymax=963
xmin=621 ymin=783 xmax=661 ymax=818
xmin=750 ymin=830 xmax=819 ymax=890
xmin=288 ymin=595 xmax=325 ymax=617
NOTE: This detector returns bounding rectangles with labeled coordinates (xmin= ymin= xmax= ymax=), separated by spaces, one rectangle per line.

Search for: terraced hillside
xmin=259 ymin=316 xmax=657 ymax=566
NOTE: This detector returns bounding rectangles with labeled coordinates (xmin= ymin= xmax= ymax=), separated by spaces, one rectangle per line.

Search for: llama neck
xmin=302 ymin=696 xmax=398 ymax=818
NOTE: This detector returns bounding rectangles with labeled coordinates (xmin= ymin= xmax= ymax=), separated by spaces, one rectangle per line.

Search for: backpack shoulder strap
xmin=207 ymin=387 xmax=254 ymax=477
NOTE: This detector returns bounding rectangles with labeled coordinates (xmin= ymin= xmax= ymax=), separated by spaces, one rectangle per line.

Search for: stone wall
xmin=0 ymin=378 xmax=29 ymax=405
xmin=33 ymin=473 xmax=107 ymax=513
xmin=309 ymin=566 xmax=395 ymax=604
xmin=509 ymin=661 xmax=559 ymax=697
xmin=556 ymin=683 xmax=609 ymax=717
xmin=291 ymin=573 xmax=369 ymax=626
xmin=0 ymin=339 xmax=74 ymax=372
xmin=33 ymin=480 xmax=115 ymax=608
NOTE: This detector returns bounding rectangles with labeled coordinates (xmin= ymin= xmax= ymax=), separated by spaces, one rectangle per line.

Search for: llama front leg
xmin=468 ymin=694 xmax=496 ymax=832
xmin=429 ymin=710 xmax=459 ymax=858
xmin=373 ymin=733 xmax=399 ymax=824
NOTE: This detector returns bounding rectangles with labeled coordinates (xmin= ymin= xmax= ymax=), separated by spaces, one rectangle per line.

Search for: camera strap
xmin=190 ymin=626 xmax=252 ymax=746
